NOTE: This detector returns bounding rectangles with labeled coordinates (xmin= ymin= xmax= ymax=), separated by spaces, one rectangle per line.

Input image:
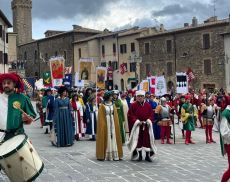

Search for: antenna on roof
xmin=213 ymin=0 xmax=217 ymax=17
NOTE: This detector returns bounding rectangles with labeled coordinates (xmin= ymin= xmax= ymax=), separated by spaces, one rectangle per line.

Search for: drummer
xmin=0 ymin=73 xmax=36 ymax=141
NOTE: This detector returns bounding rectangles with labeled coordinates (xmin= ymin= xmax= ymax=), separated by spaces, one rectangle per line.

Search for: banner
xmin=96 ymin=67 xmax=107 ymax=89
xmin=63 ymin=74 xmax=72 ymax=88
xmin=155 ymin=76 xmax=167 ymax=96
xmin=79 ymin=61 xmax=92 ymax=80
xmin=120 ymin=63 xmax=127 ymax=75
xmin=74 ymin=72 xmax=84 ymax=87
xmin=176 ymin=72 xmax=188 ymax=94
xmin=65 ymin=66 xmax=72 ymax=74
xmin=43 ymin=71 xmax=52 ymax=87
xmin=50 ymin=57 xmax=65 ymax=79
xmin=149 ymin=76 xmax=156 ymax=94
xmin=142 ymin=80 xmax=149 ymax=92
xmin=52 ymin=79 xmax=63 ymax=87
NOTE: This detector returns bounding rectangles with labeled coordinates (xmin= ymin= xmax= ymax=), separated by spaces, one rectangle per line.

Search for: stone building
xmin=12 ymin=0 xmax=32 ymax=45
xmin=222 ymin=31 xmax=230 ymax=92
xmin=137 ymin=16 xmax=230 ymax=92
xmin=74 ymin=27 xmax=157 ymax=90
xmin=18 ymin=26 xmax=102 ymax=78
xmin=0 ymin=9 xmax=12 ymax=73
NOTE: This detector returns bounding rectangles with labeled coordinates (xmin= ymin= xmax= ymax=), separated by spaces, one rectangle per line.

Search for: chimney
xmin=159 ymin=24 xmax=164 ymax=32
xmin=184 ymin=23 xmax=189 ymax=27
xmin=192 ymin=17 xmax=198 ymax=27
xmin=72 ymin=24 xmax=82 ymax=29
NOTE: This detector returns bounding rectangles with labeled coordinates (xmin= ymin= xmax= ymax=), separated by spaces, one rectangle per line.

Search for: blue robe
xmin=52 ymin=97 xmax=74 ymax=147
xmin=85 ymin=103 xmax=97 ymax=139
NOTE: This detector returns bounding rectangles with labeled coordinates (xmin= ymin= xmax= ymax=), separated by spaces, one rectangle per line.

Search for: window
xmin=111 ymin=61 xmax=118 ymax=70
xmin=6 ymin=33 xmax=8 ymax=43
xmin=0 ymin=51 xmax=3 ymax=64
xmin=120 ymin=44 xmax=127 ymax=54
xmin=113 ymin=43 xmax=116 ymax=54
xmin=78 ymin=48 xmax=81 ymax=59
xmin=145 ymin=43 xmax=150 ymax=55
xmin=3 ymin=53 xmax=8 ymax=64
xmin=203 ymin=34 xmax=210 ymax=49
xmin=146 ymin=63 xmax=151 ymax=76
xmin=64 ymin=51 xmax=67 ymax=60
xmin=167 ymin=62 xmax=173 ymax=76
xmin=0 ymin=25 xmax=2 ymax=38
xmin=131 ymin=42 xmax=135 ymax=52
xmin=55 ymin=51 xmax=58 ymax=57
xmin=102 ymin=45 xmax=105 ymax=57
xmin=34 ymin=50 xmax=37 ymax=62
xmin=24 ymin=51 xmax=27 ymax=60
xmin=45 ymin=53 xmax=48 ymax=62
xmin=101 ymin=62 xmax=106 ymax=67
xmin=204 ymin=59 xmax=211 ymax=75
xmin=166 ymin=40 xmax=172 ymax=53
xmin=130 ymin=62 xmax=136 ymax=72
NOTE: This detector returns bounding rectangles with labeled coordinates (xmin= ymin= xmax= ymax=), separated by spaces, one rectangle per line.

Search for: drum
xmin=0 ymin=134 xmax=44 ymax=182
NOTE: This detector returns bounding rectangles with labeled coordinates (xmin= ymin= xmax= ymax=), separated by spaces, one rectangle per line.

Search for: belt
xmin=59 ymin=107 xmax=68 ymax=109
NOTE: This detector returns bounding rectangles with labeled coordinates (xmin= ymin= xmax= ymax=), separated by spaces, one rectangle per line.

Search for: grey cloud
xmin=153 ymin=4 xmax=189 ymax=17
xmin=33 ymin=0 xmax=120 ymax=19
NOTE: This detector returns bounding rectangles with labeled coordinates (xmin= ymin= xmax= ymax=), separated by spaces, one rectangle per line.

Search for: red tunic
xmin=128 ymin=101 xmax=153 ymax=148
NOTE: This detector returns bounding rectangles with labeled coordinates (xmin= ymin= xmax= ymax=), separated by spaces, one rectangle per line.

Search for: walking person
xmin=51 ymin=86 xmax=74 ymax=147
xmin=96 ymin=91 xmax=123 ymax=161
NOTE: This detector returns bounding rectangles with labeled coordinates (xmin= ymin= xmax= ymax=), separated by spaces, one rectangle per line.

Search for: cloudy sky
xmin=1 ymin=0 xmax=230 ymax=39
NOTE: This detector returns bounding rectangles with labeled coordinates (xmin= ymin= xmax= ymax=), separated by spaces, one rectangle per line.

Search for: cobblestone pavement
xmin=0 ymin=113 xmax=227 ymax=182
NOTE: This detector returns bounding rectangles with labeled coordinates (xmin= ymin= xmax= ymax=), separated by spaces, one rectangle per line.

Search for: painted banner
xmin=65 ymin=66 xmax=72 ymax=74
xmin=149 ymin=76 xmax=156 ymax=94
xmin=52 ymin=79 xmax=63 ymax=87
xmin=74 ymin=72 xmax=84 ymax=87
xmin=79 ymin=61 xmax=92 ymax=80
xmin=96 ymin=67 xmax=107 ymax=89
xmin=50 ymin=57 xmax=65 ymax=79
xmin=155 ymin=76 xmax=167 ymax=96
xmin=176 ymin=72 xmax=188 ymax=94
xmin=43 ymin=71 xmax=52 ymax=87
xmin=63 ymin=74 xmax=72 ymax=87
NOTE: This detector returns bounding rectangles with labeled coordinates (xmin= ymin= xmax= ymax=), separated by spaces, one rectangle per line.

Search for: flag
xmin=74 ymin=72 xmax=84 ymax=87
xmin=96 ymin=67 xmax=107 ymax=89
xmin=52 ymin=79 xmax=63 ymax=87
xmin=63 ymin=74 xmax=72 ymax=87
xmin=50 ymin=57 xmax=65 ymax=79
xmin=65 ymin=66 xmax=72 ymax=74
xmin=155 ymin=76 xmax=167 ymax=96
xmin=119 ymin=63 xmax=127 ymax=75
xmin=176 ymin=72 xmax=188 ymax=94
xmin=186 ymin=67 xmax=195 ymax=82
xmin=43 ymin=71 xmax=52 ymax=87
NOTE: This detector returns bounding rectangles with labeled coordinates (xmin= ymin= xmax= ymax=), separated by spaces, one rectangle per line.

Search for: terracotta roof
xmin=137 ymin=18 xmax=230 ymax=40
xmin=0 ymin=9 xmax=12 ymax=27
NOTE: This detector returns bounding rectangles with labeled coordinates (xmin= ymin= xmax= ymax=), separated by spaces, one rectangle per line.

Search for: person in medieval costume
xmin=35 ymin=89 xmax=45 ymax=128
xmin=51 ymin=86 xmax=74 ymax=147
xmin=0 ymin=73 xmax=36 ymax=141
xmin=43 ymin=88 xmax=55 ymax=134
xmin=155 ymin=97 xmax=172 ymax=144
xmin=85 ymin=95 xmax=98 ymax=140
xmin=113 ymin=90 xmax=126 ymax=144
xmin=181 ymin=94 xmax=198 ymax=145
xmin=127 ymin=90 xmax=157 ymax=162
xmin=220 ymin=100 xmax=230 ymax=182
xmin=71 ymin=94 xmax=84 ymax=140
xmin=120 ymin=93 xmax=129 ymax=142
xmin=201 ymin=97 xmax=218 ymax=143
xmin=96 ymin=91 xmax=123 ymax=161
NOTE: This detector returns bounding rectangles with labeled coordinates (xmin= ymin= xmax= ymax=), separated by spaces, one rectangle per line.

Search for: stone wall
xmin=138 ymin=22 xmax=230 ymax=91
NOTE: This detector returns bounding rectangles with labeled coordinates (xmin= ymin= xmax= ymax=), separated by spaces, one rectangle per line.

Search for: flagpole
xmin=95 ymin=66 xmax=98 ymax=107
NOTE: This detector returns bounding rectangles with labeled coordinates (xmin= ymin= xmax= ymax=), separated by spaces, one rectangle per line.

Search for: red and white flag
xmin=120 ymin=63 xmax=127 ymax=75
xmin=65 ymin=66 xmax=72 ymax=74
xmin=186 ymin=67 xmax=195 ymax=82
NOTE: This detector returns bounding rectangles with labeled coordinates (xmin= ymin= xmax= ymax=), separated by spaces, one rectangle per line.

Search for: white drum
xmin=0 ymin=134 xmax=44 ymax=182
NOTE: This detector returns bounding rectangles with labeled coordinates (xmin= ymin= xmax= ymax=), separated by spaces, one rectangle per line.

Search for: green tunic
xmin=7 ymin=93 xmax=36 ymax=133
xmin=114 ymin=99 xmax=125 ymax=143
xmin=182 ymin=102 xmax=196 ymax=131
xmin=220 ymin=109 xmax=230 ymax=156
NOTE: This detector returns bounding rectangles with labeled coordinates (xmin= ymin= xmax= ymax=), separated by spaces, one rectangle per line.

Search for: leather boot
xmin=145 ymin=152 xmax=152 ymax=162
xmin=185 ymin=130 xmax=189 ymax=145
xmin=138 ymin=151 xmax=142 ymax=161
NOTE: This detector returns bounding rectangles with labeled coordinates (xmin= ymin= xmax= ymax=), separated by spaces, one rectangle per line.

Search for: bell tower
xmin=11 ymin=0 xmax=32 ymax=45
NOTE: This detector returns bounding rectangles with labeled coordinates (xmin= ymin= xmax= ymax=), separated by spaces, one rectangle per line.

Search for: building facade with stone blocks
xmin=222 ymin=32 xmax=230 ymax=93
xmin=137 ymin=17 xmax=230 ymax=92
xmin=17 ymin=27 xmax=102 ymax=78
xmin=0 ymin=9 xmax=12 ymax=73
xmin=74 ymin=27 xmax=157 ymax=90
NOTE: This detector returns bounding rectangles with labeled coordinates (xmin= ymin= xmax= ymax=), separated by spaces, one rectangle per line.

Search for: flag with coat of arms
xmin=186 ymin=67 xmax=195 ymax=83
xmin=119 ymin=63 xmax=127 ymax=75
xmin=43 ymin=71 xmax=52 ymax=87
